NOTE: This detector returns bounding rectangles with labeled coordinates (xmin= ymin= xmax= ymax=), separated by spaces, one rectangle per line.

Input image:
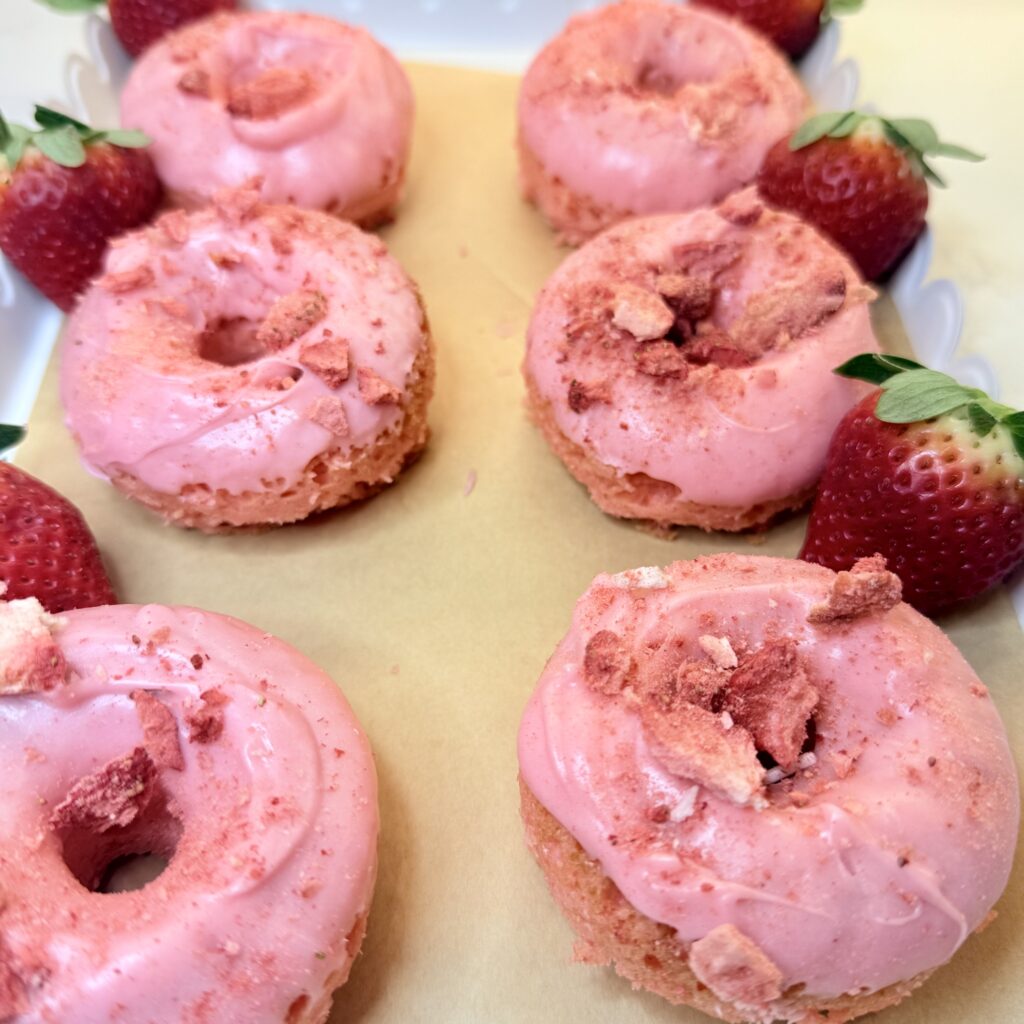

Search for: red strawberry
xmin=108 ymin=0 xmax=237 ymax=57
xmin=0 ymin=105 xmax=162 ymax=311
xmin=38 ymin=0 xmax=237 ymax=57
xmin=800 ymin=355 xmax=1024 ymax=616
xmin=0 ymin=427 xmax=117 ymax=614
xmin=691 ymin=0 xmax=862 ymax=58
xmin=758 ymin=111 xmax=983 ymax=280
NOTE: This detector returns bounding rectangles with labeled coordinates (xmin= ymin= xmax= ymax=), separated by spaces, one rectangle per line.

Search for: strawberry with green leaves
xmin=691 ymin=0 xmax=863 ymax=58
xmin=0 ymin=426 xmax=116 ymax=613
xmin=0 ymin=105 xmax=161 ymax=311
xmin=38 ymin=0 xmax=236 ymax=58
xmin=758 ymin=111 xmax=983 ymax=280
xmin=800 ymin=355 xmax=1024 ymax=616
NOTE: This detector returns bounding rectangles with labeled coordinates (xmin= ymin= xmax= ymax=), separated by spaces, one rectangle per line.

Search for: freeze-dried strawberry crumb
xmin=131 ymin=690 xmax=184 ymax=771
xmin=635 ymin=341 xmax=690 ymax=380
xmin=689 ymin=924 xmax=783 ymax=1007
xmin=357 ymin=367 xmax=401 ymax=405
xmin=582 ymin=630 xmax=632 ymax=696
xmin=306 ymin=396 xmax=350 ymax=437
xmin=808 ymin=555 xmax=903 ymax=624
xmin=567 ymin=378 xmax=612 ymax=412
xmin=256 ymin=291 xmax=327 ymax=352
xmin=49 ymin=747 xmax=156 ymax=833
xmin=186 ymin=689 xmax=229 ymax=744
xmin=642 ymin=702 xmax=762 ymax=806
xmin=227 ymin=68 xmax=312 ymax=120
xmin=300 ymin=337 xmax=350 ymax=388
xmin=724 ymin=640 xmax=818 ymax=769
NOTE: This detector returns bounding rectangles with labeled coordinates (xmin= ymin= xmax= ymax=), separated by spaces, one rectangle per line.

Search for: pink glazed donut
xmin=0 ymin=597 xmax=378 ymax=1024
xmin=61 ymin=193 xmax=434 ymax=532
xmin=518 ymin=554 xmax=1019 ymax=1024
xmin=121 ymin=11 xmax=414 ymax=226
xmin=518 ymin=0 xmax=807 ymax=243
xmin=523 ymin=189 xmax=879 ymax=531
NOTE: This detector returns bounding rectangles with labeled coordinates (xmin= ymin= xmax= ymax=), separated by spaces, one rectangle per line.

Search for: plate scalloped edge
xmin=0 ymin=9 xmax=1018 ymax=626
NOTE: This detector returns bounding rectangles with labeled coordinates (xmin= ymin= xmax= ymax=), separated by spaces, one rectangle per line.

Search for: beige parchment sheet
xmin=14 ymin=65 xmax=1024 ymax=1024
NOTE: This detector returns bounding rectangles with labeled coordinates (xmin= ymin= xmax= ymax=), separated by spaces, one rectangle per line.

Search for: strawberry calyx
xmin=0 ymin=105 xmax=149 ymax=176
xmin=788 ymin=111 xmax=984 ymax=186
xmin=836 ymin=353 xmax=1024 ymax=460
xmin=0 ymin=426 xmax=26 ymax=453
xmin=821 ymin=0 xmax=864 ymax=25
xmin=34 ymin=0 xmax=104 ymax=13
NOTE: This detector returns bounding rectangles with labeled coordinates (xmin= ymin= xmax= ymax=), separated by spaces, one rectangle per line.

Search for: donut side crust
xmin=524 ymin=373 xmax=813 ymax=531
xmin=518 ymin=134 xmax=629 ymax=246
xmin=519 ymin=777 xmax=931 ymax=1024
xmin=297 ymin=911 xmax=371 ymax=1024
xmin=104 ymin=327 xmax=435 ymax=533
xmin=166 ymin=172 xmax=405 ymax=230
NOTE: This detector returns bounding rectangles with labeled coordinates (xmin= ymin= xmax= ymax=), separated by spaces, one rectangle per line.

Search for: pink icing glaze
xmin=518 ymin=555 xmax=1019 ymax=1000
xmin=524 ymin=191 xmax=881 ymax=508
xmin=0 ymin=601 xmax=377 ymax=1023
xmin=61 ymin=198 xmax=426 ymax=497
xmin=519 ymin=1 xmax=807 ymax=218
xmin=120 ymin=11 xmax=413 ymax=218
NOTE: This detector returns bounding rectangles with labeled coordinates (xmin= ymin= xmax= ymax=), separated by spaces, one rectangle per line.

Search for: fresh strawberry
xmin=800 ymin=354 xmax=1024 ymax=616
xmin=691 ymin=0 xmax=862 ymax=58
xmin=38 ymin=0 xmax=237 ymax=57
xmin=758 ymin=111 xmax=983 ymax=280
xmin=0 ymin=426 xmax=117 ymax=613
xmin=0 ymin=105 xmax=161 ymax=311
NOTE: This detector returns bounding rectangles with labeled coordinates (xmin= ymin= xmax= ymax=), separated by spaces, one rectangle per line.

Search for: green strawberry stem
xmin=0 ymin=425 xmax=26 ymax=452
xmin=789 ymin=111 xmax=984 ymax=187
xmin=34 ymin=0 xmax=105 ymax=12
xmin=821 ymin=0 xmax=864 ymax=24
xmin=0 ymin=105 xmax=149 ymax=174
xmin=835 ymin=354 xmax=1024 ymax=458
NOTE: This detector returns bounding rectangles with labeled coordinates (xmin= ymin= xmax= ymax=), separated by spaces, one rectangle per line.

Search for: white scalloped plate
xmin=1 ymin=1 xmax=1016 ymax=621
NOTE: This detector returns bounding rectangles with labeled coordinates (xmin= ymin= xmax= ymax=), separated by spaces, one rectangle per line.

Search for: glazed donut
xmin=0 ymin=597 xmax=377 ymax=1023
xmin=518 ymin=554 xmax=1019 ymax=1024
xmin=523 ymin=189 xmax=879 ymax=531
xmin=61 ymin=193 xmax=434 ymax=532
xmin=121 ymin=11 xmax=414 ymax=226
xmin=518 ymin=0 xmax=806 ymax=243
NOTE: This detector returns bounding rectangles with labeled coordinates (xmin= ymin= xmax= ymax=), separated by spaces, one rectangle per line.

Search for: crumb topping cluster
xmin=580 ymin=558 xmax=904 ymax=811
xmin=559 ymin=199 xmax=862 ymax=416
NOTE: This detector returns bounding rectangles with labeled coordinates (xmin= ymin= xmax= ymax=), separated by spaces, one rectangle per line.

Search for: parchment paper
xmin=14 ymin=65 xmax=1023 ymax=1024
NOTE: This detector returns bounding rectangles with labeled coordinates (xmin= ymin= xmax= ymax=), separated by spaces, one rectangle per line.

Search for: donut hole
xmin=98 ymin=852 xmax=170 ymax=893
xmin=635 ymin=61 xmax=684 ymax=97
xmin=199 ymin=316 xmax=270 ymax=366
xmin=56 ymin=787 xmax=183 ymax=895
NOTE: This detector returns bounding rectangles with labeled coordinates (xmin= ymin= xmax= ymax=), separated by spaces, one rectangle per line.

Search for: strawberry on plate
xmin=0 ymin=426 xmax=117 ymax=613
xmin=691 ymin=0 xmax=862 ymax=58
xmin=758 ymin=111 xmax=983 ymax=281
xmin=800 ymin=354 xmax=1024 ymax=616
xmin=37 ymin=0 xmax=237 ymax=57
xmin=0 ymin=105 xmax=161 ymax=311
